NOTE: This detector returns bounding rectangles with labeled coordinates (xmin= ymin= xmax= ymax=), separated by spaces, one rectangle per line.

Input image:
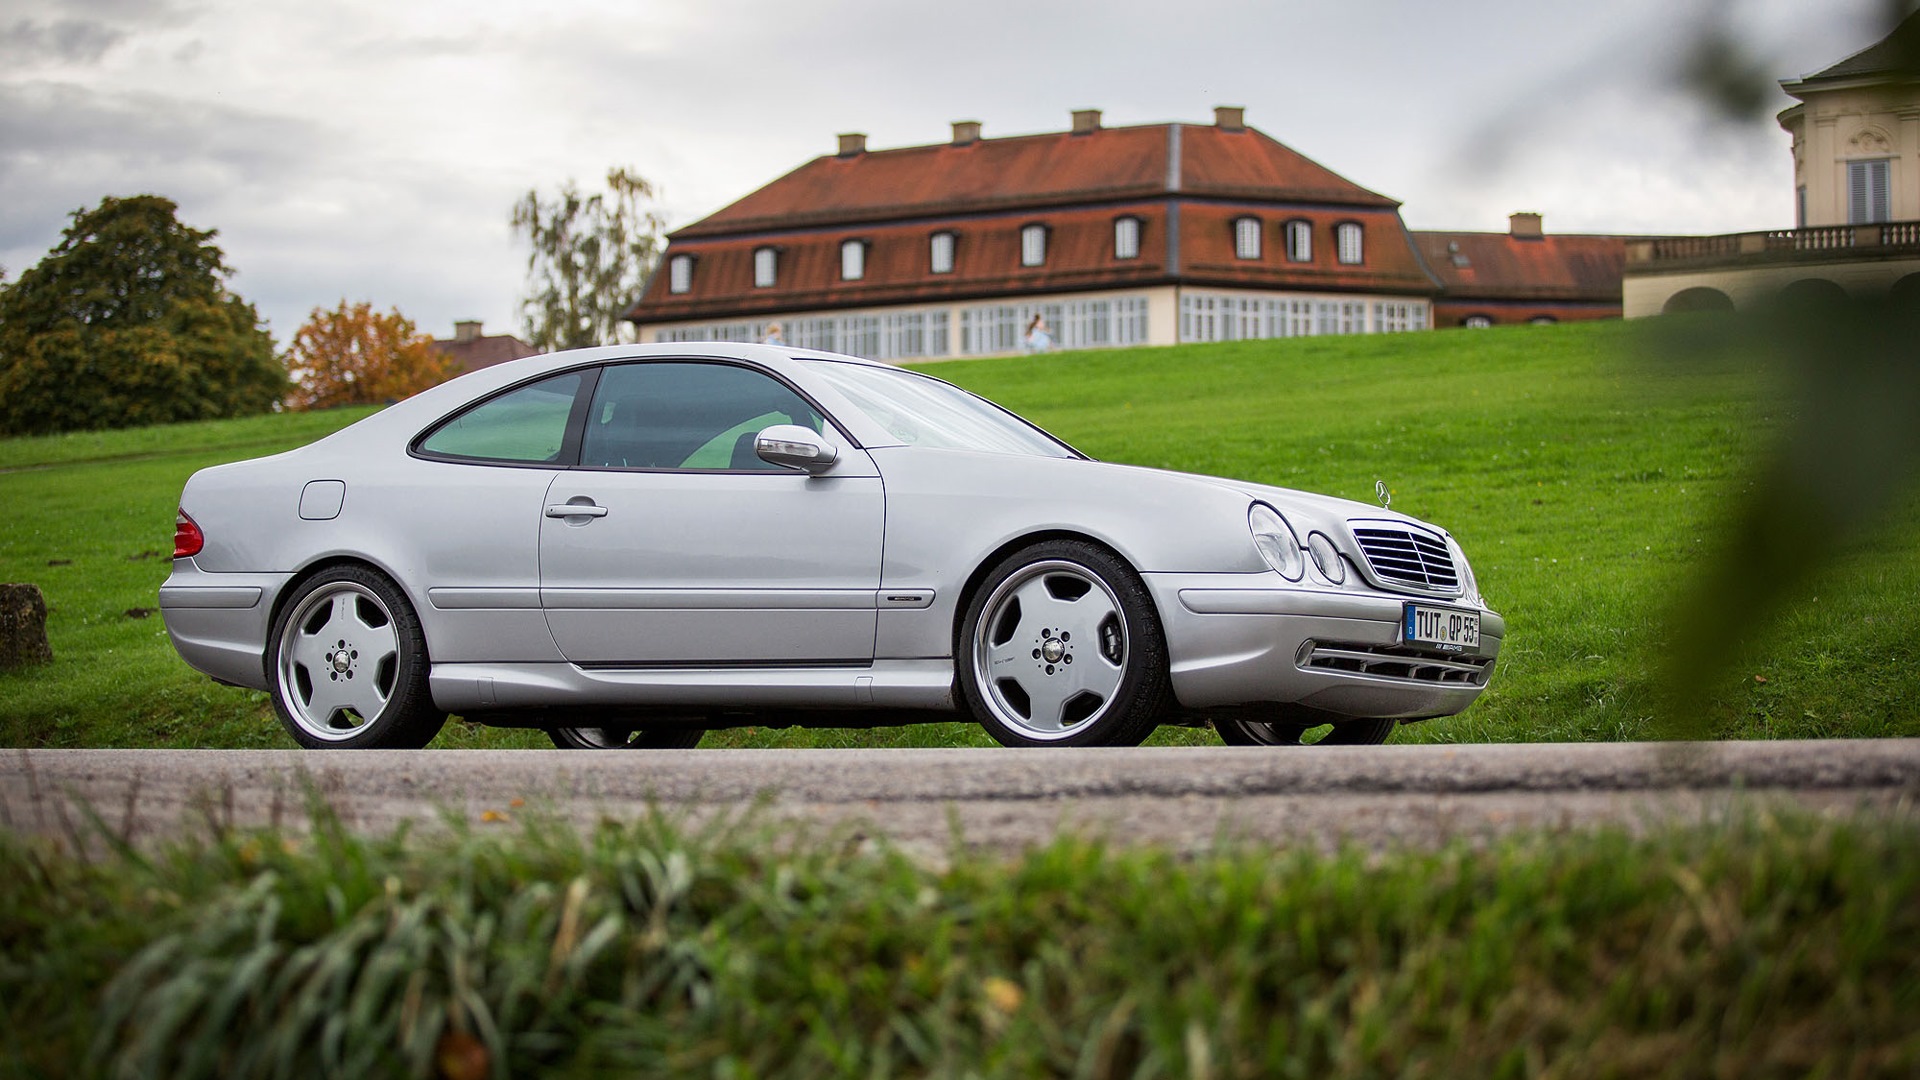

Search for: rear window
xmin=417 ymin=372 xmax=583 ymax=463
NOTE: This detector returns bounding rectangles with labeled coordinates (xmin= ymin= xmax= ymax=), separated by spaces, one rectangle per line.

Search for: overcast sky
xmin=0 ymin=0 xmax=1900 ymax=345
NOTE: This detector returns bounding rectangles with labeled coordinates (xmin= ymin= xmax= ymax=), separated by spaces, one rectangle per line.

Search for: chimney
xmin=951 ymin=120 xmax=981 ymax=145
xmin=1213 ymin=105 xmax=1245 ymax=131
xmin=1509 ymin=212 xmax=1544 ymax=239
xmin=837 ymin=132 xmax=867 ymax=156
xmin=1071 ymin=108 xmax=1102 ymax=135
xmin=453 ymin=319 xmax=482 ymax=344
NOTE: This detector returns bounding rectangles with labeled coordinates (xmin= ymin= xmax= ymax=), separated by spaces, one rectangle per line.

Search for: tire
xmin=958 ymin=539 xmax=1170 ymax=747
xmin=547 ymin=725 xmax=705 ymax=749
xmin=268 ymin=565 xmax=447 ymax=749
xmin=1214 ymin=709 xmax=1397 ymax=746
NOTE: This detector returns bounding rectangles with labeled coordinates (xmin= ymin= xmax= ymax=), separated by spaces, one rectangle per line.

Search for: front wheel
xmin=1214 ymin=709 xmax=1396 ymax=746
xmin=958 ymin=540 xmax=1170 ymax=747
xmin=268 ymin=565 xmax=446 ymax=749
xmin=547 ymin=725 xmax=705 ymax=749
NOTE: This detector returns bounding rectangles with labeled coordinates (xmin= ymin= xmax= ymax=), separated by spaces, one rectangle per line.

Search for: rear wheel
xmin=958 ymin=540 xmax=1169 ymax=747
xmin=547 ymin=725 xmax=705 ymax=749
xmin=1214 ymin=709 xmax=1396 ymax=746
xmin=269 ymin=566 xmax=446 ymax=749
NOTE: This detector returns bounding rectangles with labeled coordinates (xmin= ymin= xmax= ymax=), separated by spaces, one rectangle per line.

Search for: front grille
xmin=1301 ymin=643 xmax=1492 ymax=686
xmin=1351 ymin=524 xmax=1460 ymax=592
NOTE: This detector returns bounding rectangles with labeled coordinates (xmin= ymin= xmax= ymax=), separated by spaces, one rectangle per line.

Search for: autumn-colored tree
xmin=0 ymin=195 xmax=286 ymax=435
xmin=511 ymin=167 xmax=664 ymax=351
xmin=282 ymin=301 xmax=459 ymax=410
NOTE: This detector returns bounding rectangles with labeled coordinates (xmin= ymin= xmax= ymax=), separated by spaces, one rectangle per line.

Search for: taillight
xmin=174 ymin=510 xmax=204 ymax=559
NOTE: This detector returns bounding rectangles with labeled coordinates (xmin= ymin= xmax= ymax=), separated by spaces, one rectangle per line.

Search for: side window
xmin=579 ymin=362 xmax=826 ymax=471
xmin=417 ymin=372 xmax=583 ymax=463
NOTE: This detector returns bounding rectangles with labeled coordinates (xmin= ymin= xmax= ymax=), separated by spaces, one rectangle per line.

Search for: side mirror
xmin=755 ymin=425 xmax=839 ymax=474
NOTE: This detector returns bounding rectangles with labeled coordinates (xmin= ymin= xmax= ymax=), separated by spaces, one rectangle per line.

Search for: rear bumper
xmin=158 ymin=561 xmax=291 ymax=691
xmin=1144 ymin=572 xmax=1504 ymax=719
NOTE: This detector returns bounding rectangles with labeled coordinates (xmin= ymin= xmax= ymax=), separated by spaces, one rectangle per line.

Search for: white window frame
xmin=753 ymin=247 xmax=777 ymax=288
xmin=1336 ymin=223 xmax=1363 ymax=265
xmin=1285 ymin=220 xmax=1312 ymax=262
xmin=840 ymin=239 xmax=866 ymax=281
xmin=1114 ymin=217 xmax=1141 ymax=260
xmin=1233 ymin=216 xmax=1262 ymax=260
xmin=668 ymin=254 xmax=692 ymax=294
xmin=930 ymin=232 xmax=955 ymax=274
xmin=1849 ymin=159 xmax=1892 ymax=224
xmin=1020 ymin=224 xmax=1048 ymax=267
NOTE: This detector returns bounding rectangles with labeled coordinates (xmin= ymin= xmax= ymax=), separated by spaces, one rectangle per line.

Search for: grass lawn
xmin=3 ymin=320 xmax=1917 ymax=749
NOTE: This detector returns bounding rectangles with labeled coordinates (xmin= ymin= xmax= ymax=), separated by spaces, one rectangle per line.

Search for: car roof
xmin=323 ymin=342 xmax=916 ymax=454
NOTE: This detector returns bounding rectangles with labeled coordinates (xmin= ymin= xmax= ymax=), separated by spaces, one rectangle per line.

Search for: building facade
xmin=1415 ymin=213 xmax=1631 ymax=328
xmin=628 ymin=108 xmax=1448 ymax=359
xmin=1624 ymin=12 xmax=1920 ymax=315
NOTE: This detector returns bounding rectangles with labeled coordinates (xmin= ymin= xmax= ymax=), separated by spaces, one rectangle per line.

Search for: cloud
xmin=0 ymin=17 xmax=125 ymax=66
xmin=0 ymin=0 xmax=1902 ymax=350
xmin=0 ymin=79 xmax=320 ymax=238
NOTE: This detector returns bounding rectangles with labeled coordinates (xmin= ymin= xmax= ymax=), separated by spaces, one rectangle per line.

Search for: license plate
xmin=1404 ymin=603 xmax=1479 ymax=650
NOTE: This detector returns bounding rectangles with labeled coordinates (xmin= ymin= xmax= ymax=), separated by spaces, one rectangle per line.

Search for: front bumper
xmin=158 ymin=561 xmax=292 ymax=691
xmin=1143 ymin=572 xmax=1504 ymax=719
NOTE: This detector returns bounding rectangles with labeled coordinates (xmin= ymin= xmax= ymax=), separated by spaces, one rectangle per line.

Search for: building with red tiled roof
xmin=1414 ymin=214 xmax=1631 ymax=327
xmin=430 ymin=320 xmax=540 ymax=374
xmin=628 ymin=108 xmax=1629 ymax=357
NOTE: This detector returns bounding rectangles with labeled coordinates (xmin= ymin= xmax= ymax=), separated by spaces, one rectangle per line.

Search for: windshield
xmin=801 ymin=360 xmax=1079 ymax=459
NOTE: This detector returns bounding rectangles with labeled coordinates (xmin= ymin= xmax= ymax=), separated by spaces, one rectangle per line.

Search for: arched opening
xmin=1888 ymin=272 xmax=1920 ymax=308
xmin=1662 ymin=287 xmax=1733 ymax=314
xmin=1461 ymin=314 xmax=1493 ymax=329
xmin=1776 ymin=277 xmax=1849 ymax=308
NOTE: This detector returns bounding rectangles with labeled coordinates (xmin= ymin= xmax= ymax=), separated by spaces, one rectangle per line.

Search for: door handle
xmin=546 ymin=503 xmax=608 ymax=518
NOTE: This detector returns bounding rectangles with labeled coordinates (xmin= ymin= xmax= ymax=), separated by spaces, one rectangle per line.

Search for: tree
xmin=511 ymin=167 xmax=665 ymax=352
xmin=0 ymin=195 xmax=286 ymax=435
xmin=282 ymin=301 xmax=459 ymax=410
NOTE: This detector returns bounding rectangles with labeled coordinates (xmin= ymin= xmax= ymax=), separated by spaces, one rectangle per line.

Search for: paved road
xmin=3 ymin=741 xmax=1915 ymax=856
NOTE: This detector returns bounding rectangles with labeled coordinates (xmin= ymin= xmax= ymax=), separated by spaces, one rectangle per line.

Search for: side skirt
xmin=429 ymin=658 xmax=956 ymax=714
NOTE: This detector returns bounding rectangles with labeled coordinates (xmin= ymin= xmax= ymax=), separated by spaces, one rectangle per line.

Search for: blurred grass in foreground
xmin=3 ymin=801 xmax=1915 ymax=1077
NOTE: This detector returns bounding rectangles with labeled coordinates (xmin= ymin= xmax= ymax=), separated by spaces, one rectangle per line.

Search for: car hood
xmin=1118 ymin=464 xmax=1448 ymax=539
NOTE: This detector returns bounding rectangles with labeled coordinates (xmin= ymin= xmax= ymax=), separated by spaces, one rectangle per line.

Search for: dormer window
xmin=1336 ymin=222 xmax=1363 ymax=265
xmin=840 ymin=239 xmax=866 ymax=281
xmin=1114 ymin=216 xmax=1141 ymax=260
xmin=753 ymin=247 xmax=777 ymax=288
xmin=1020 ymin=224 xmax=1048 ymax=267
xmin=1233 ymin=216 xmax=1262 ymax=260
xmin=1284 ymin=220 xmax=1312 ymax=263
xmin=930 ymin=232 xmax=955 ymax=274
xmin=668 ymin=254 xmax=693 ymax=294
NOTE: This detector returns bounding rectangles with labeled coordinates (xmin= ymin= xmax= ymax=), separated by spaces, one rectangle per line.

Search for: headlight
xmin=1249 ymin=504 xmax=1304 ymax=581
xmin=1307 ymin=532 xmax=1345 ymax=584
xmin=1447 ymin=535 xmax=1480 ymax=601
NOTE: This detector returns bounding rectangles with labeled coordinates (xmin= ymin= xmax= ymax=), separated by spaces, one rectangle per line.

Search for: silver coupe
xmin=161 ymin=343 xmax=1503 ymax=749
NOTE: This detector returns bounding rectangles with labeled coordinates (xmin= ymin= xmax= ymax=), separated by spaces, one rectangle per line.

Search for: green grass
xmin=4 ymin=804 xmax=1916 ymax=1077
xmin=932 ymin=323 xmax=1920 ymax=745
xmin=3 ymin=320 xmax=1917 ymax=749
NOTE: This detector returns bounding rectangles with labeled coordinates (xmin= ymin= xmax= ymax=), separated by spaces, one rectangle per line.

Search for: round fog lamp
xmin=1307 ymin=532 xmax=1345 ymax=584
